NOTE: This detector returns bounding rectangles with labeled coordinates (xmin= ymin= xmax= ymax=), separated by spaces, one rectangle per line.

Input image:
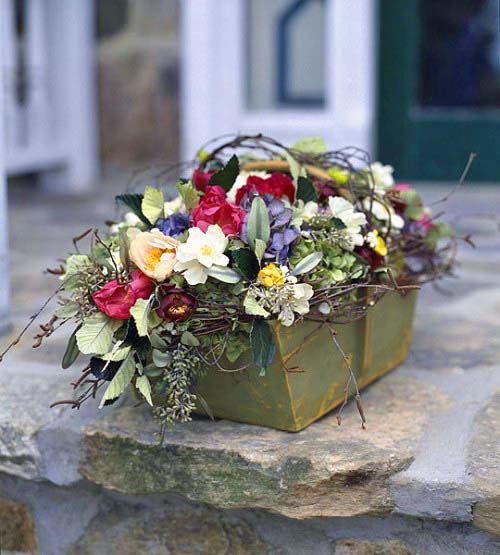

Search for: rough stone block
xmin=334 ymin=539 xmax=415 ymax=555
xmin=0 ymin=495 xmax=37 ymax=554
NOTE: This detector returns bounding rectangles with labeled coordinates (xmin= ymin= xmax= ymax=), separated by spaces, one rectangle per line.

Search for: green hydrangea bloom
xmin=290 ymin=236 xmax=367 ymax=287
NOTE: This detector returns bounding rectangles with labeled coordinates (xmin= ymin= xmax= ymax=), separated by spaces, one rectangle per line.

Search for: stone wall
xmin=97 ymin=0 xmax=180 ymax=168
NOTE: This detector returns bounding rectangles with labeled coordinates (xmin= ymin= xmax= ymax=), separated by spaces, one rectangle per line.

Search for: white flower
xmin=303 ymin=201 xmax=319 ymax=221
xmin=164 ymin=196 xmax=185 ymax=216
xmin=363 ymin=198 xmax=404 ymax=230
xmin=278 ymin=283 xmax=314 ymax=326
xmin=365 ymin=231 xmax=378 ymax=249
xmin=174 ymin=224 xmax=229 ymax=285
xmin=369 ymin=162 xmax=394 ymax=193
xmin=291 ymin=200 xmax=319 ymax=227
xmin=328 ymin=196 xmax=366 ymax=248
xmin=227 ymin=170 xmax=270 ymax=203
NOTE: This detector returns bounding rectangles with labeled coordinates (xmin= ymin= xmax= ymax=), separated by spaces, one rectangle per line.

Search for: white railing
xmin=1 ymin=0 xmax=98 ymax=191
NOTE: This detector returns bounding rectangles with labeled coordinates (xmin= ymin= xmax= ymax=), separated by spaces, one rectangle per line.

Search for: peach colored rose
xmin=129 ymin=231 xmax=179 ymax=281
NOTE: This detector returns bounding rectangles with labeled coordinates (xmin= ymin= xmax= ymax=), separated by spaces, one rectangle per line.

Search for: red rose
xmin=156 ymin=285 xmax=196 ymax=322
xmin=192 ymin=169 xmax=215 ymax=192
xmin=235 ymin=172 xmax=295 ymax=205
xmin=192 ymin=185 xmax=245 ymax=236
xmin=92 ymin=270 xmax=153 ymax=320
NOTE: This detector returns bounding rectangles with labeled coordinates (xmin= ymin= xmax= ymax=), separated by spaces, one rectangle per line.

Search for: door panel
xmin=378 ymin=0 xmax=500 ymax=181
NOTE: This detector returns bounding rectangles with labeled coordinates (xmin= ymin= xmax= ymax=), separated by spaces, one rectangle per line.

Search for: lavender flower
xmin=241 ymin=195 xmax=300 ymax=264
xmin=155 ymin=213 xmax=191 ymax=237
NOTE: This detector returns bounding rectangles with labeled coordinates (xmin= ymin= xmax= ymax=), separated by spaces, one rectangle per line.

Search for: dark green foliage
xmin=115 ymin=193 xmax=150 ymax=226
xmin=89 ymin=357 xmax=120 ymax=381
xmin=230 ymin=248 xmax=260 ymax=280
xmin=208 ymin=155 xmax=240 ymax=192
xmin=62 ymin=326 xmax=81 ymax=369
xmin=251 ymin=319 xmax=276 ymax=370
xmin=296 ymin=176 xmax=318 ymax=203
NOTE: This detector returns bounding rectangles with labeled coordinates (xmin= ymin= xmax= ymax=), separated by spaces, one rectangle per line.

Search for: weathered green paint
xmin=195 ymin=291 xmax=418 ymax=431
xmin=377 ymin=0 xmax=500 ymax=182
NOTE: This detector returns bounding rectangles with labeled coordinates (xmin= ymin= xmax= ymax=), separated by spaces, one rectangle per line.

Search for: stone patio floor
xmin=1 ymin=178 xmax=500 ymax=554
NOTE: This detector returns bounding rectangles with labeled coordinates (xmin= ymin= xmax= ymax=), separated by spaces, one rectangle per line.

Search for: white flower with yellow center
xmin=227 ymin=170 xmax=270 ymax=203
xmin=369 ymin=162 xmax=395 ymax=193
xmin=175 ymin=224 xmax=229 ymax=285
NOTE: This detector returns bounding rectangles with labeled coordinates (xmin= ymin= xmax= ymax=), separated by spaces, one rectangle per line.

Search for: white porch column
xmin=0 ymin=19 xmax=10 ymax=335
xmin=42 ymin=0 xmax=98 ymax=192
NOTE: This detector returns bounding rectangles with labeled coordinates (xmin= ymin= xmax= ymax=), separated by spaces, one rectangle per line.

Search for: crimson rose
xmin=192 ymin=169 xmax=215 ymax=192
xmin=235 ymin=172 xmax=295 ymax=205
xmin=192 ymin=185 xmax=245 ymax=236
xmin=92 ymin=270 xmax=153 ymax=320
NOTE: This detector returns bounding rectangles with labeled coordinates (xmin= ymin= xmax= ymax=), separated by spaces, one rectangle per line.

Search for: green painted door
xmin=378 ymin=0 xmax=500 ymax=181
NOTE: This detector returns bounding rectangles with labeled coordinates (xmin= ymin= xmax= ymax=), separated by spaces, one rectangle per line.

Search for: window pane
xmin=418 ymin=0 xmax=500 ymax=108
xmin=247 ymin=0 xmax=326 ymax=109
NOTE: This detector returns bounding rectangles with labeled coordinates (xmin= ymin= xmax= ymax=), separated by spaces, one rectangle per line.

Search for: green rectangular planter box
xmin=195 ymin=290 xmax=418 ymax=432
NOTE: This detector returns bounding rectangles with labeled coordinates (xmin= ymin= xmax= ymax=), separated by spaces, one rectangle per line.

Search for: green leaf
xmin=292 ymin=137 xmax=327 ymax=155
xmin=246 ymin=196 xmax=270 ymax=251
xmin=55 ymin=302 xmax=80 ymax=319
xmin=181 ymin=331 xmax=200 ymax=347
xmin=115 ymin=193 xmax=150 ymax=226
xmin=296 ymin=176 xmax=318 ymax=203
xmin=225 ymin=335 xmax=249 ymax=363
xmin=206 ymin=265 xmax=241 ymax=284
xmin=291 ymin=252 xmax=323 ymax=276
xmin=196 ymin=393 xmax=214 ymax=420
xmin=130 ymin=297 xmax=152 ymax=337
xmin=99 ymin=353 xmax=136 ymax=407
xmin=62 ymin=326 xmax=81 ymax=369
xmin=251 ymin=319 xmax=276 ymax=369
xmin=152 ymin=349 xmax=171 ymax=367
xmin=65 ymin=254 xmax=89 ymax=276
xmin=101 ymin=342 xmax=131 ymax=362
xmin=141 ymin=186 xmax=165 ymax=224
xmin=76 ymin=313 xmax=122 ymax=355
xmin=254 ymin=239 xmax=267 ymax=264
xmin=208 ymin=154 xmax=239 ymax=192
xmin=119 ymin=227 xmax=132 ymax=272
xmin=176 ymin=180 xmax=201 ymax=211
xmin=136 ymin=375 xmax=153 ymax=406
xmin=283 ymin=150 xmax=303 ymax=184
xmin=398 ymin=190 xmax=423 ymax=220
xmin=231 ymin=249 xmax=259 ymax=280
xmin=244 ymin=295 xmax=270 ymax=318
xmin=150 ymin=330 xmax=168 ymax=350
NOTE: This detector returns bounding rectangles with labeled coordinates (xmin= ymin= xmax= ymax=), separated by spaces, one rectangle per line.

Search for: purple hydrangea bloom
xmin=155 ymin=213 xmax=191 ymax=237
xmin=241 ymin=195 xmax=300 ymax=264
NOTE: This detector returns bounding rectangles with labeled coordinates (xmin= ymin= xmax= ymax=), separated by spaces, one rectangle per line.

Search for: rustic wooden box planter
xmin=195 ymin=291 xmax=418 ymax=432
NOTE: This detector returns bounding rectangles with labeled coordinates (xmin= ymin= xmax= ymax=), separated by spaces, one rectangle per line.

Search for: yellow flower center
xmin=258 ymin=263 xmax=285 ymax=288
xmin=146 ymin=247 xmax=175 ymax=270
xmin=372 ymin=230 xmax=387 ymax=257
xmin=201 ymin=244 xmax=213 ymax=256
xmin=169 ymin=305 xmax=187 ymax=315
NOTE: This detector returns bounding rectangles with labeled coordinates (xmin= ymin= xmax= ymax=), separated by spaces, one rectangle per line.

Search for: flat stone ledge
xmin=81 ymin=374 xmax=448 ymax=520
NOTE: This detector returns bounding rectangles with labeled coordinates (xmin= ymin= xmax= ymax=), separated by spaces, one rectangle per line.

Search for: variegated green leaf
xmin=135 ymin=375 xmax=153 ymax=406
xmin=76 ymin=313 xmax=122 ymax=355
xmin=99 ymin=353 xmax=136 ymax=408
xmin=141 ymin=186 xmax=165 ymax=224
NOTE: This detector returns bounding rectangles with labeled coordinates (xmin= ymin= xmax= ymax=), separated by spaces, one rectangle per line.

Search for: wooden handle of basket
xmin=241 ymin=160 xmax=351 ymax=199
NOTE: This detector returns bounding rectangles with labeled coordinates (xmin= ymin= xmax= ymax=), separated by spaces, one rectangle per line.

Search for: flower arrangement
xmin=0 ymin=135 xmax=460 ymax=428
